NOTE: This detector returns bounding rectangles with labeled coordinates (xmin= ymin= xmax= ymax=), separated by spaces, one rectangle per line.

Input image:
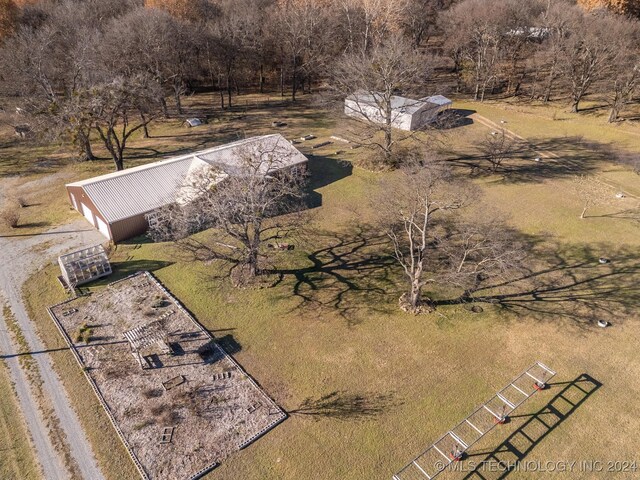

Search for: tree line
xmin=0 ymin=0 xmax=638 ymax=171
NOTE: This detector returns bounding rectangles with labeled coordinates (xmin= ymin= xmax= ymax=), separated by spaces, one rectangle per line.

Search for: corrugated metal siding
xmin=82 ymin=158 xmax=193 ymax=223
xmin=66 ymin=134 xmax=309 ymax=236
xmin=109 ymin=215 xmax=149 ymax=243
xmin=66 ymin=185 xmax=113 ymax=240
xmin=197 ymin=134 xmax=308 ymax=174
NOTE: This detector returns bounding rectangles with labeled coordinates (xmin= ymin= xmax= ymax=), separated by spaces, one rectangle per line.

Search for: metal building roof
xmin=67 ymin=134 xmax=307 ymax=223
xmin=347 ymin=92 xmax=428 ymax=115
xmin=347 ymin=92 xmax=452 ymax=115
xmin=420 ymin=95 xmax=453 ymax=107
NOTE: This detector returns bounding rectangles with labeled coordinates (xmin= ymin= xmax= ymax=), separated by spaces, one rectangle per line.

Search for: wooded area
xmin=0 ymin=0 xmax=638 ymax=171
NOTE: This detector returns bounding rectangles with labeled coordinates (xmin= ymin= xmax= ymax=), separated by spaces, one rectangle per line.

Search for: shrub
xmin=1 ymin=208 xmax=20 ymax=228
xmin=151 ymin=295 xmax=166 ymax=308
xmin=73 ymin=322 xmax=92 ymax=343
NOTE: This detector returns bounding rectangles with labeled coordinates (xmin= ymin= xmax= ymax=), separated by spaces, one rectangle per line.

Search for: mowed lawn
xmin=16 ymin=93 xmax=640 ymax=480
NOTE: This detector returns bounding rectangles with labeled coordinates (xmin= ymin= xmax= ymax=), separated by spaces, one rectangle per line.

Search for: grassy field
xmin=11 ymin=92 xmax=640 ymax=479
xmin=0 ymin=93 xmax=350 ymax=237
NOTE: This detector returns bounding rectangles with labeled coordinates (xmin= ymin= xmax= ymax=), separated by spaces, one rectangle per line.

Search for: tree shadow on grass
xmin=587 ymin=207 xmax=640 ymax=222
xmin=124 ymin=138 xmax=214 ymax=162
xmin=16 ymin=221 xmax=51 ymax=229
xmin=88 ymin=259 xmax=174 ymax=287
xmin=269 ymin=225 xmax=399 ymax=325
xmin=463 ymin=373 xmax=601 ymax=479
xmin=307 ymin=155 xmax=353 ymax=190
xmin=436 ymin=242 xmax=640 ymax=328
xmin=444 ymin=136 xmax=622 ymax=184
xmin=117 ymin=234 xmax=154 ymax=246
xmin=0 ymin=227 xmax=95 ymax=238
xmin=290 ymin=390 xmax=402 ymax=421
xmin=0 ymin=138 xmax=68 ymax=176
xmin=216 ymin=333 xmax=241 ymax=355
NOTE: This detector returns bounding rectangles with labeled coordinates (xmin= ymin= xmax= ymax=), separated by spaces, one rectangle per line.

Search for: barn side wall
xmin=345 ymin=100 xmax=414 ymax=131
xmin=109 ymin=215 xmax=150 ymax=243
xmin=68 ymin=153 xmax=309 ymax=244
xmin=66 ymin=185 xmax=113 ymax=239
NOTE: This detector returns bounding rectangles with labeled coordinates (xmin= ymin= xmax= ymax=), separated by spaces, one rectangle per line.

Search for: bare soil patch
xmin=49 ymin=271 xmax=286 ymax=480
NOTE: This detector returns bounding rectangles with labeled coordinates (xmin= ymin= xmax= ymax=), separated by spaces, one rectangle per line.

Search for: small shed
xmin=58 ymin=245 xmax=111 ymax=288
xmin=184 ymin=118 xmax=203 ymax=127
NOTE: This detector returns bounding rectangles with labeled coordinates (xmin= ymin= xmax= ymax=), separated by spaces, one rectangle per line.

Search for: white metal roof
xmin=347 ymin=92 xmax=427 ymax=115
xmin=67 ymin=134 xmax=307 ymax=223
xmin=347 ymin=92 xmax=451 ymax=115
xmin=421 ymin=95 xmax=453 ymax=107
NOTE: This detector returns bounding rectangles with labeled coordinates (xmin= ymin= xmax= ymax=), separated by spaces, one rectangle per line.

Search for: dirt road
xmin=0 ymin=220 xmax=106 ymax=480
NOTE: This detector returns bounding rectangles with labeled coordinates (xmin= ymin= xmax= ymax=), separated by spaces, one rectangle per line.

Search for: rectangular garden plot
xmin=48 ymin=271 xmax=286 ymax=480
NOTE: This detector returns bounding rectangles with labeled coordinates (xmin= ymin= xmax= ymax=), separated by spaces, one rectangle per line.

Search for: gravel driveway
xmin=0 ymin=219 xmax=106 ymax=480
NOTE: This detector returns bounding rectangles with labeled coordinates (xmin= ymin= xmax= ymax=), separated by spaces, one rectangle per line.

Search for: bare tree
xmin=99 ymin=7 xmax=199 ymax=117
xmin=275 ymin=0 xmax=333 ymax=101
xmin=0 ymin=0 xmax=17 ymax=41
xmin=536 ymin=1 xmax=584 ymax=102
xmin=560 ymin=12 xmax=623 ymax=113
xmin=238 ymin=0 xmax=274 ymax=94
xmin=477 ymin=129 xmax=517 ymax=172
xmin=442 ymin=0 xmax=504 ymax=101
xmin=144 ymin=0 xmax=215 ymax=22
xmin=437 ymin=218 xmax=528 ymax=302
xmin=0 ymin=0 xmax=146 ymax=161
xmin=358 ymin=0 xmax=404 ymax=52
xmin=148 ymin=138 xmax=308 ymax=283
xmin=604 ymin=18 xmax=640 ymax=122
xmin=608 ymin=63 xmax=639 ymax=123
xmin=444 ymin=0 xmax=548 ymax=101
xmin=400 ymin=0 xmax=455 ymax=48
xmin=206 ymin=0 xmax=250 ymax=109
xmin=330 ymin=34 xmax=428 ymax=168
xmin=89 ymin=75 xmax=161 ymax=171
xmin=377 ymin=152 xmax=467 ymax=312
xmin=572 ymin=175 xmax=613 ymax=219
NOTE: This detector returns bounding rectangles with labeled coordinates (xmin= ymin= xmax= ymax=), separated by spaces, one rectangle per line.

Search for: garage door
xmin=70 ymin=192 xmax=78 ymax=210
xmin=95 ymin=216 xmax=111 ymax=240
xmin=80 ymin=203 xmax=95 ymax=226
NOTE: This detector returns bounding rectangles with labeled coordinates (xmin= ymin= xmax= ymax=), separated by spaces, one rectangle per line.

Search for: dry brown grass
xmin=14 ymin=91 xmax=640 ymax=480
xmin=0 ymin=306 xmax=41 ymax=480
